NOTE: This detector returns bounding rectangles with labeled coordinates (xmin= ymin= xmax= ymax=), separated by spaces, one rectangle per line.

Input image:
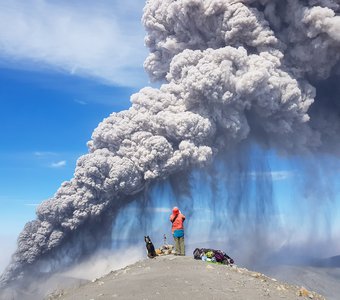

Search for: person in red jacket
xmin=170 ymin=206 xmax=186 ymax=255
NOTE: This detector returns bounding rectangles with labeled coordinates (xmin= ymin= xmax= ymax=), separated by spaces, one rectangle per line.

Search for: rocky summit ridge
xmin=48 ymin=255 xmax=325 ymax=300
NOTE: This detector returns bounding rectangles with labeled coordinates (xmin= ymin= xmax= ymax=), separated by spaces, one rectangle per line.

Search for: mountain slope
xmin=49 ymin=255 xmax=325 ymax=300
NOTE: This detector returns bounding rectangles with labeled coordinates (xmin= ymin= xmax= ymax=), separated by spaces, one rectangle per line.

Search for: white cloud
xmin=61 ymin=247 xmax=143 ymax=281
xmin=248 ymin=171 xmax=293 ymax=181
xmin=74 ymin=99 xmax=87 ymax=105
xmin=50 ymin=160 xmax=66 ymax=168
xmin=0 ymin=0 xmax=148 ymax=87
xmin=149 ymin=207 xmax=171 ymax=213
xmin=34 ymin=151 xmax=57 ymax=157
xmin=271 ymin=171 xmax=294 ymax=181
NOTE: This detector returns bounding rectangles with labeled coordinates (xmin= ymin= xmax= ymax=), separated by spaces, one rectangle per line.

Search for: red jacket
xmin=170 ymin=212 xmax=186 ymax=233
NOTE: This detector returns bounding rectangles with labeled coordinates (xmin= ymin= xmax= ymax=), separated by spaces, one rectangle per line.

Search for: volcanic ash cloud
xmin=2 ymin=0 xmax=340 ymax=287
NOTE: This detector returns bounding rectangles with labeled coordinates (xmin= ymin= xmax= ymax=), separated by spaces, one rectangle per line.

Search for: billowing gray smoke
xmin=2 ymin=0 xmax=340 ymax=288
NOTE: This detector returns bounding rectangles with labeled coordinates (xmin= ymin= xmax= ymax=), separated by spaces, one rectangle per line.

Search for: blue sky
xmin=0 ymin=68 xmax=143 ymax=232
xmin=0 ymin=0 xmax=339 ymax=273
xmin=0 ymin=0 xmax=148 ymax=271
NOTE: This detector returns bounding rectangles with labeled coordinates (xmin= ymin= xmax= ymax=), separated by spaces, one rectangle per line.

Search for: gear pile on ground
xmin=193 ymin=248 xmax=234 ymax=265
xmin=155 ymin=244 xmax=174 ymax=256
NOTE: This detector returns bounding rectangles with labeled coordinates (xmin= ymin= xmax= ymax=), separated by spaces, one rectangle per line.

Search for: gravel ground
xmin=48 ymin=255 xmax=326 ymax=300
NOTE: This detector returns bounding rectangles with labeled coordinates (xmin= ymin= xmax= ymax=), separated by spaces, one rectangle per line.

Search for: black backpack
xmin=193 ymin=248 xmax=203 ymax=259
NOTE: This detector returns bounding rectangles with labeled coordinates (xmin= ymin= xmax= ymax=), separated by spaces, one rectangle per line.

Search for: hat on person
xmin=172 ymin=206 xmax=179 ymax=214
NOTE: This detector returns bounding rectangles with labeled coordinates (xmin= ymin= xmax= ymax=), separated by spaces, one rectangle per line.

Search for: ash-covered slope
xmin=2 ymin=0 xmax=340 ymax=288
xmin=261 ymin=263 xmax=340 ymax=300
xmin=49 ymin=256 xmax=326 ymax=300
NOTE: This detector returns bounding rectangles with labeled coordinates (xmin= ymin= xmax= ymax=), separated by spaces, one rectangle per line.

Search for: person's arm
xmin=170 ymin=214 xmax=178 ymax=223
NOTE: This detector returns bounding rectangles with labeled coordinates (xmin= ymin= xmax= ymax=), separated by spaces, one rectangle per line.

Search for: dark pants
xmin=174 ymin=236 xmax=185 ymax=255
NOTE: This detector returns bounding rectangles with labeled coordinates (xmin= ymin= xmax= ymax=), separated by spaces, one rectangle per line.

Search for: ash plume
xmin=2 ymin=0 xmax=340 ymax=289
